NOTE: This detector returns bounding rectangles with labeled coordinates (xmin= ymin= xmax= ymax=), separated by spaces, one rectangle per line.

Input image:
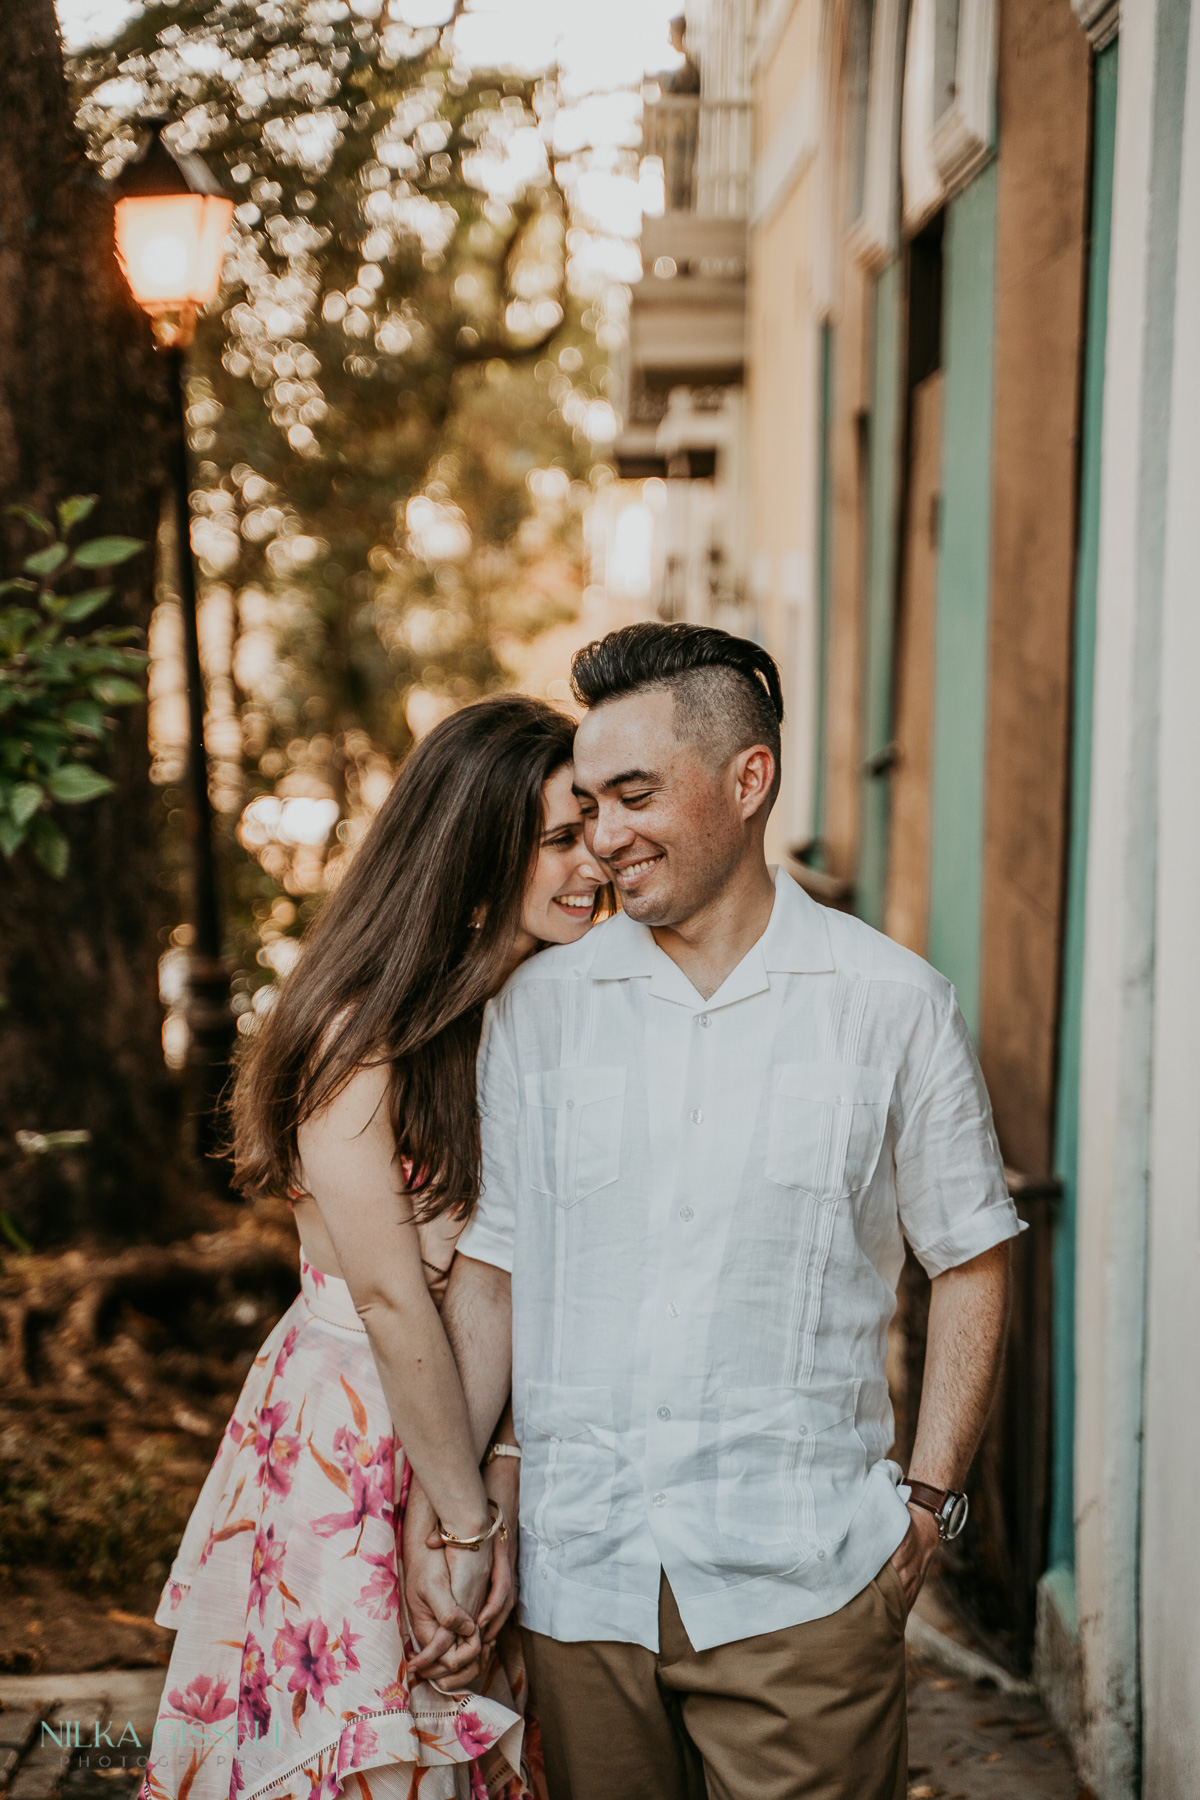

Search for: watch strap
xmin=906 ymin=1479 xmax=951 ymax=1516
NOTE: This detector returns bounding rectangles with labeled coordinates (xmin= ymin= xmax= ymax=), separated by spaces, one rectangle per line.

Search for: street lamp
xmin=114 ymin=123 xmax=237 ymax=1168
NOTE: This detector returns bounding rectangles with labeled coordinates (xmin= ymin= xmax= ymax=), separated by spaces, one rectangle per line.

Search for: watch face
xmin=943 ymin=1492 xmax=969 ymax=1541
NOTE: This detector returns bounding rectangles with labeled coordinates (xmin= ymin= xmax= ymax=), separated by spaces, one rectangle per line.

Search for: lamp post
xmin=114 ymin=123 xmax=237 ymax=1167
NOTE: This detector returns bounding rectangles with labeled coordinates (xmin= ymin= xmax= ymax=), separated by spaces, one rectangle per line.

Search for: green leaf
xmin=73 ymin=536 xmax=144 ymax=569
xmin=58 ymin=495 xmax=98 ymax=534
xmin=57 ymin=587 xmax=113 ymax=622
xmin=24 ymin=543 xmax=69 ymax=578
xmin=0 ymin=579 xmax=37 ymax=596
xmin=28 ymin=815 xmax=68 ymax=878
xmin=46 ymin=764 xmax=114 ymax=804
xmin=0 ymin=815 xmax=24 ymax=858
xmin=6 ymin=505 xmax=53 ymax=537
xmin=61 ymin=700 xmax=107 ymax=737
xmin=90 ymin=675 xmax=144 ymax=705
xmin=0 ymin=1211 xmax=33 ymax=1256
xmin=9 ymin=782 xmax=44 ymax=828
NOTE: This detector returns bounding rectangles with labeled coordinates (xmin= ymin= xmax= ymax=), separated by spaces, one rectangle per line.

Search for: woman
xmin=142 ymin=697 xmax=604 ymax=1800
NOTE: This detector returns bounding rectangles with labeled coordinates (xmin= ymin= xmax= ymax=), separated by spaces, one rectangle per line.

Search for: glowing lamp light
xmin=113 ymin=123 xmax=233 ymax=348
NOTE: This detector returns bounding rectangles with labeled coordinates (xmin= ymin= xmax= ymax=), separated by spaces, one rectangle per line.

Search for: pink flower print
xmin=453 ymin=1711 xmax=497 ymax=1758
xmin=374 ymin=1669 xmax=411 ymax=1711
xmin=275 ymin=1325 xmax=299 ymax=1377
xmin=355 ymin=1550 xmax=399 ymax=1620
xmin=274 ymin=1618 xmax=341 ymax=1713
xmin=256 ymin=1400 xmax=301 ymax=1500
xmin=336 ymin=1720 xmax=379 ymax=1777
xmin=306 ymin=1763 xmax=340 ymax=1800
xmin=336 ymin=1618 xmax=362 ymax=1676
xmin=249 ymin=1523 xmax=286 ymax=1624
xmin=303 ymin=1257 xmax=327 ymax=1291
xmin=312 ymin=1459 xmax=393 ymax=1547
xmin=238 ymin=1633 xmax=272 ymax=1742
xmin=227 ymin=1417 xmax=245 ymax=1448
xmin=166 ymin=1674 xmax=237 ymax=1728
xmin=470 ymin=1768 xmax=489 ymax=1800
xmin=163 ymin=1581 xmax=187 ymax=1614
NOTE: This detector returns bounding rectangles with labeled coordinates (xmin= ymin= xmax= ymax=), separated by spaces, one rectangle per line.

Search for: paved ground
xmin=0 ymin=1625 xmax=1086 ymax=1800
xmin=0 ymin=1673 xmax=160 ymax=1800
xmin=907 ymin=1656 xmax=1085 ymax=1799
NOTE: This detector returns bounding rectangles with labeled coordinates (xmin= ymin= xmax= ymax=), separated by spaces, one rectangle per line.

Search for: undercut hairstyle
xmin=230 ymin=695 xmax=578 ymax=1219
xmin=570 ymin=622 xmax=785 ymax=803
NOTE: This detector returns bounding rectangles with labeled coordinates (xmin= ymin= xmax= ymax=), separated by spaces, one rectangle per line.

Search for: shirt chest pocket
xmin=765 ymin=1063 xmax=894 ymax=1203
xmin=525 ymin=1066 xmax=625 ymax=1208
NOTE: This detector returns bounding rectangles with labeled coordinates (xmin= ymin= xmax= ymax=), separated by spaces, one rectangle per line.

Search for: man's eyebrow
xmin=573 ymin=767 xmax=659 ymax=796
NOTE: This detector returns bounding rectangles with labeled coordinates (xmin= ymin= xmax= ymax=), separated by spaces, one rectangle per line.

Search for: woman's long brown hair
xmin=231 ymin=695 xmax=577 ymax=1217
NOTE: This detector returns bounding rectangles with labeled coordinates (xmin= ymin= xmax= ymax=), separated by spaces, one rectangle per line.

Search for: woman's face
xmin=518 ymin=764 xmax=605 ymax=952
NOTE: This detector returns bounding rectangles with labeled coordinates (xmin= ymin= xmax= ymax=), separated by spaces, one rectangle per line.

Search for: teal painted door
xmin=812 ymin=321 xmax=835 ymax=858
xmin=1048 ymin=38 xmax=1119 ymax=1578
xmin=927 ymin=164 xmax=999 ymax=1036
xmin=857 ymin=262 xmax=904 ymax=929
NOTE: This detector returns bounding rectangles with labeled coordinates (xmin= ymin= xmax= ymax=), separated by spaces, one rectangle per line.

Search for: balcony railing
xmin=641 ymin=97 xmax=751 ymax=220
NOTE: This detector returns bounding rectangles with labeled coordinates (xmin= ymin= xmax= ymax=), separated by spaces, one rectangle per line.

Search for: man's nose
xmin=586 ymin=808 xmax=632 ymax=862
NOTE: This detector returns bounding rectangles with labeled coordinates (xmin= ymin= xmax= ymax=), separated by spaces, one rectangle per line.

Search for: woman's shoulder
xmin=501 ymin=916 xmax=620 ymax=995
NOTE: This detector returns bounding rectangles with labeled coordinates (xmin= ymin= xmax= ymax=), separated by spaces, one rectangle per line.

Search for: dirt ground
xmin=0 ymin=1567 xmax=169 ymax=1676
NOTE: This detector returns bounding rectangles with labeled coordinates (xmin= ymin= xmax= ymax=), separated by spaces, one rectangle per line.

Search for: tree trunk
xmin=0 ymin=0 xmax=188 ymax=1243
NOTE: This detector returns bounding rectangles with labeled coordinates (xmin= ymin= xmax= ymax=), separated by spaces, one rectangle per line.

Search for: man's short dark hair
xmin=570 ymin=622 xmax=785 ymax=802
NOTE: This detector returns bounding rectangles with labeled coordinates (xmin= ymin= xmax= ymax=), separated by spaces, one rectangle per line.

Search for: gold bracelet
xmin=437 ymin=1498 xmax=506 ymax=1552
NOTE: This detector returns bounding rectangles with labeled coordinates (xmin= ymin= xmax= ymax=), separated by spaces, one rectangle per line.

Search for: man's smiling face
xmin=571 ymin=686 xmax=752 ymax=928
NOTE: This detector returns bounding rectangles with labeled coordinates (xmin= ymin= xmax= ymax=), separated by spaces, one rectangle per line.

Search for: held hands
xmin=402 ymin=1486 xmax=489 ymax=1688
xmin=888 ymin=1500 xmax=941 ymax=1614
xmin=403 ymin=1462 xmax=520 ymax=1689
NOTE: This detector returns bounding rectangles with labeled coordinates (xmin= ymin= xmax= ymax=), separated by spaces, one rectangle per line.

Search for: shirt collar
xmin=587 ymin=867 xmax=834 ymax=1004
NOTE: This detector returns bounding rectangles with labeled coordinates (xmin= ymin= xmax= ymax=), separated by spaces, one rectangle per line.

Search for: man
xmin=406 ymin=624 xmax=1020 ymax=1800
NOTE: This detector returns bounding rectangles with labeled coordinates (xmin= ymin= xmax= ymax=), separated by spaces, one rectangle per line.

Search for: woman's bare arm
xmin=296 ymin=1065 xmax=493 ymax=1620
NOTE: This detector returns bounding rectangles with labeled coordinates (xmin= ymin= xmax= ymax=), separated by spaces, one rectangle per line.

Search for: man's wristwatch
xmin=906 ymin=1478 xmax=969 ymax=1542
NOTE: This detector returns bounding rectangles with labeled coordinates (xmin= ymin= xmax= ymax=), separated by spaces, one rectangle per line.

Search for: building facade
xmin=616 ymin=0 xmax=1200 ymax=1791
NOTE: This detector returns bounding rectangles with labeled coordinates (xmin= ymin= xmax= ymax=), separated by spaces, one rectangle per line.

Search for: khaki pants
xmin=521 ymin=1563 xmax=908 ymax=1800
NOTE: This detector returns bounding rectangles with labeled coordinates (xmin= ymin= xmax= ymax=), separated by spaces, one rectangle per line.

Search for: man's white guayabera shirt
xmin=458 ymin=869 xmax=1022 ymax=1653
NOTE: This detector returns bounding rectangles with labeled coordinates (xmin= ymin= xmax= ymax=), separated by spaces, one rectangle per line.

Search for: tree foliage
xmin=0 ymin=497 xmax=147 ymax=875
xmin=72 ymin=1 xmax=604 ymax=840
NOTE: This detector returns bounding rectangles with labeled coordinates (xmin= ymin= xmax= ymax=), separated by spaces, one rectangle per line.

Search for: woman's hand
xmin=403 ymin=1484 xmax=483 ymax=1687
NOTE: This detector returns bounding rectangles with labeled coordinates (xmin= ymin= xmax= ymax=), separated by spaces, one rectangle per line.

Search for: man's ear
xmin=735 ymin=745 xmax=776 ymax=821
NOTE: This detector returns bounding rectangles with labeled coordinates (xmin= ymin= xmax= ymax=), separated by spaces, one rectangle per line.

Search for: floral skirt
xmin=141 ymin=1256 xmax=543 ymax=1800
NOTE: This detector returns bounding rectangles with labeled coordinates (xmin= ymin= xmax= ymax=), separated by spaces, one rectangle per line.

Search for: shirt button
xmin=817 ymin=1549 xmax=827 ymax=1560
xmin=690 ymin=1108 xmax=703 ymax=1124
xmin=653 ymin=1491 xmax=667 ymax=1506
xmin=657 ymin=1405 xmax=671 ymax=1420
xmin=565 ymin=1098 xmax=575 ymax=1110
xmin=679 ymin=1205 xmax=694 ymax=1221
xmin=697 ymin=1014 xmax=711 ymax=1028
xmin=798 ymin=1425 xmax=809 ymax=1436
xmin=667 ymin=1302 xmax=680 ymax=1318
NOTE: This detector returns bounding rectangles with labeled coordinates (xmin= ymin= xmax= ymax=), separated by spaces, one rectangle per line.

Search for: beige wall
xmin=747 ymin=0 xmax=824 ymax=859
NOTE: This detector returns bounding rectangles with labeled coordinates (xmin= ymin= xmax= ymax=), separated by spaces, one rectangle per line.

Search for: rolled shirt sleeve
xmin=893 ymin=995 xmax=1025 ymax=1279
xmin=456 ymin=998 xmax=519 ymax=1273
